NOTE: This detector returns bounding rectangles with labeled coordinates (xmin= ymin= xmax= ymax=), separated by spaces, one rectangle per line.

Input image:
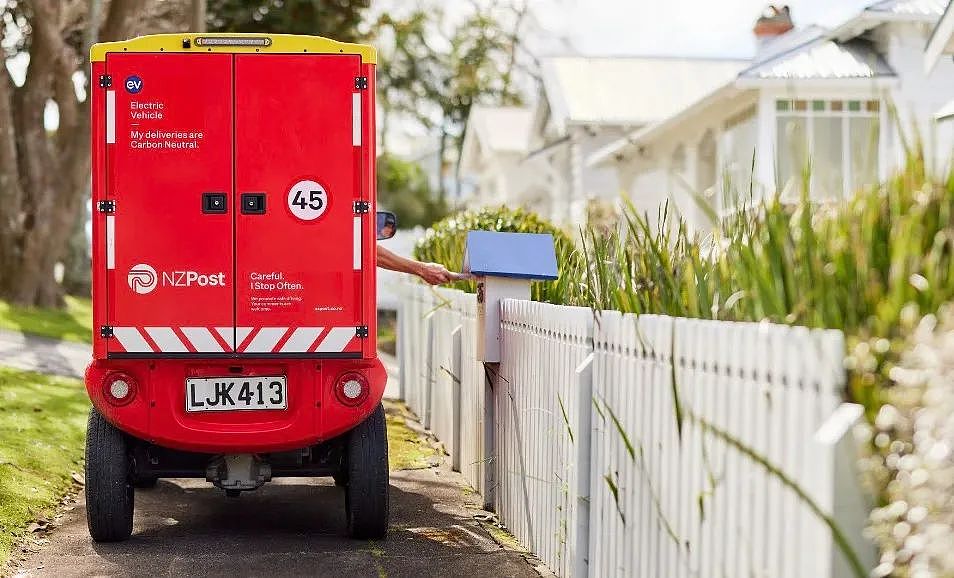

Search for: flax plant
xmin=578 ymin=144 xmax=954 ymax=411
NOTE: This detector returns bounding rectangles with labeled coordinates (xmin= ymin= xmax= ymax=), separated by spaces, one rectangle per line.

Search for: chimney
xmin=754 ymin=5 xmax=793 ymax=46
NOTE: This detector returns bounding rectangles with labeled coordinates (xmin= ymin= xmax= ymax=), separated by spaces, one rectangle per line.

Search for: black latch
xmin=202 ymin=192 xmax=227 ymax=214
xmin=354 ymin=76 xmax=368 ymax=90
xmin=353 ymin=201 xmax=370 ymax=213
xmin=98 ymin=200 xmax=116 ymax=214
xmin=100 ymin=326 xmax=114 ymax=338
xmin=99 ymin=75 xmax=112 ymax=88
xmin=356 ymin=326 xmax=369 ymax=338
xmin=241 ymin=193 xmax=266 ymax=215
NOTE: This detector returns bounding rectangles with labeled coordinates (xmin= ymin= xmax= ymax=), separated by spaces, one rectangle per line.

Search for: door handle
xmin=202 ymin=192 xmax=227 ymax=214
xmin=241 ymin=193 xmax=266 ymax=215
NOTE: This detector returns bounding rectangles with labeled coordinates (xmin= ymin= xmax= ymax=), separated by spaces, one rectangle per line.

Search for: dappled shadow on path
xmin=20 ymin=471 xmax=539 ymax=578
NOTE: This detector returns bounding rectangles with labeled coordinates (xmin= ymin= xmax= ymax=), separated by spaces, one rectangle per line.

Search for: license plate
xmin=186 ymin=376 xmax=287 ymax=412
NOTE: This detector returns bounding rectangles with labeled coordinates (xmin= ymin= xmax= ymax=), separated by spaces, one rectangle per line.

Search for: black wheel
xmin=344 ymin=404 xmax=389 ymax=539
xmin=85 ymin=408 xmax=134 ymax=542
xmin=133 ymin=475 xmax=158 ymax=489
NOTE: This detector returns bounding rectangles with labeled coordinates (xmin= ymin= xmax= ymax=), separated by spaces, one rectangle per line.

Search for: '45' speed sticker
xmin=287 ymin=180 xmax=328 ymax=221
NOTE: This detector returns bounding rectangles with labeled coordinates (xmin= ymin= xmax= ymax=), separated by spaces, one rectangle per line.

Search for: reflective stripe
xmin=215 ymin=327 xmax=234 ymax=349
xmin=352 ymin=92 xmax=361 ymax=146
xmin=234 ymin=327 xmax=253 ymax=348
xmin=144 ymin=327 xmax=188 ymax=352
xmin=105 ymin=215 xmax=115 ymax=270
xmin=315 ymin=327 xmax=355 ymax=353
xmin=353 ymin=216 xmax=361 ymax=270
xmin=113 ymin=327 xmax=151 ymax=352
xmin=279 ymin=327 xmax=323 ymax=352
xmin=181 ymin=327 xmax=225 ymax=353
xmin=243 ymin=327 xmax=288 ymax=353
xmin=106 ymin=90 xmax=116 ymax=144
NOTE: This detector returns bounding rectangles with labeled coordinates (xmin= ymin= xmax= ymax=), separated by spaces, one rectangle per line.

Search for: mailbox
xmin=463 ymin=231 xmax=559 ymax=362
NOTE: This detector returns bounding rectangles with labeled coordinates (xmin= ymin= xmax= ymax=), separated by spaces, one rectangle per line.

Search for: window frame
xmin=773 ymin=98 xmax=880 ymax=198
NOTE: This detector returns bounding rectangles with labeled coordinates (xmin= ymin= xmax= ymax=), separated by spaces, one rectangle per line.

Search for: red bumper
xmin=85 ymin=357 xmax=387 ymax=454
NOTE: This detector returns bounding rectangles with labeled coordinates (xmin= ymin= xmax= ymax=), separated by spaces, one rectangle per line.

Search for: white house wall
xmin=531 ymin=125 xmax=635 ymax=227
xmin=881 ymin=20 xmax=954 ymax=173
xmin=614 ymin=92 xmax=761 ymax=232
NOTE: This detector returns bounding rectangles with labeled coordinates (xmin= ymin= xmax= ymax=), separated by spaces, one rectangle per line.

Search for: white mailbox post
xmin=463 ymin=231 xmax=559 ymax=363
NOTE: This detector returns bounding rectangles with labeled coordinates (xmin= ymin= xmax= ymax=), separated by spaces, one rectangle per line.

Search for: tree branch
xmin=100 ymin=0 xmax=150 ymax=42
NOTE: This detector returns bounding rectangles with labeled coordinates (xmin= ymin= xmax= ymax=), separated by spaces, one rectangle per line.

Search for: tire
xmin=344 ymin=404 xmax=389 ymax=539
xmin=85 ymin=408 xmax=134 ymax=542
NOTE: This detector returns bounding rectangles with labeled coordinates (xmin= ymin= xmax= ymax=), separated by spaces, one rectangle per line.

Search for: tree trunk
xmin=437 ymin=129 xmax=448 ymax=203
xmin=0 ymin=0 xmax=147 ymax=307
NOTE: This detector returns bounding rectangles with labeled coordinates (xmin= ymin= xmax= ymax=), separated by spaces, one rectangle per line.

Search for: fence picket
xmin=394 ymin=283 xmax=869 ymax=578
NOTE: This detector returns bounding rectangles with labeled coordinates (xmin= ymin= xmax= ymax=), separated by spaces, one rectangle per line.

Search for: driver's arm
xmin=376 ymin=244 xmax=453 ymax=285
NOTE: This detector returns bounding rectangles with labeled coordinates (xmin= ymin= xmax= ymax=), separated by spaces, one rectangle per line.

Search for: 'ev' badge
xmin=124 ymin=75 xmax=143 ymax=94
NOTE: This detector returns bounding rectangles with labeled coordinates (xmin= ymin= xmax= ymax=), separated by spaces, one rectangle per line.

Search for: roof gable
xmin=540 ymin=56 xmax=747 ymax=132
xmin=468 ymin=106 xmax=534 ymax=154
xmin=864 ymin=0 xmax=945 ymax=19
xmin=741 ymin=38 xmax=895 ymax=81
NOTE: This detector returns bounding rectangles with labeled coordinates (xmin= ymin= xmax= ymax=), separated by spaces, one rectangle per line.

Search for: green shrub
xmin=377 ymin=153 xmax=448 ymax=229
xmin=413 ymin=206 xmax=583 ymax=304
xmin=578 ymin=147 xmax=954 ymax=414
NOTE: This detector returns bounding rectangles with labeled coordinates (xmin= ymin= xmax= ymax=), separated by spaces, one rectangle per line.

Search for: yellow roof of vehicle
xmin=91 ymin=33 xmax=376 ymax=64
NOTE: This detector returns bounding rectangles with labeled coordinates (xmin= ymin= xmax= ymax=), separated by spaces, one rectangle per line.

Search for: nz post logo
xmin=124 ymin=75 xmax=143 ymax=94
xmin=127 ymin=264 xmax=227 ymax=295
xmin=127 ymin=264 xmax=157 ymax=294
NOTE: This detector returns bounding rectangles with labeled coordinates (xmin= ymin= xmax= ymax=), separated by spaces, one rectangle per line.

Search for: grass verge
xmin=384 ymin=401 xmax=438 ymax=471
xmin=0 ymin=367 xmax=88 ymax=566
xmin=0 ymin=296 xmax=92 ymax=344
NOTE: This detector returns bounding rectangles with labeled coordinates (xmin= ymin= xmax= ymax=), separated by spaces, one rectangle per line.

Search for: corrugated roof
xmin=468 ymin=105 xmax=534 ymax=153
xmin=741 ymin=39 xmax=895 ymax=80
xmin=540 ymin=56 xmax=747 ymax=129
xmin=864 ymin=0 xmax=945 ymax=18
xmin=753 ymin=25 xmax=827 ymax=64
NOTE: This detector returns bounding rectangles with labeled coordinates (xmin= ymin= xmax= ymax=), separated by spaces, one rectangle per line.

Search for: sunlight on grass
xmin=0 ymin=296 xmax=92 ymax=344
xmin=0 ymin=367 xmax=88 ymax=565
xmin=384 ymin=401 xmax=437 ymax=471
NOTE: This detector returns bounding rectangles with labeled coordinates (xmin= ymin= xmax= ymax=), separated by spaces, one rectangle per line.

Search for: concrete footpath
xmin=1 ymin=331 xmax=544 ymax=578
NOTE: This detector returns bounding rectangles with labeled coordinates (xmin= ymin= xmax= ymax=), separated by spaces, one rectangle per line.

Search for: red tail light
xmin=334 ymin=372 xmax=369 ymax=407
xmin=102 ymin=372 xmax=137 ymax=406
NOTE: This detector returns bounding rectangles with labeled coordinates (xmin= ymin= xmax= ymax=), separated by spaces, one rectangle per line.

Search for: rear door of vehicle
xmin=233 ymin=54 xmax=365 ymax=356
xmin=104 ymin=53 xmax=235 ymax=355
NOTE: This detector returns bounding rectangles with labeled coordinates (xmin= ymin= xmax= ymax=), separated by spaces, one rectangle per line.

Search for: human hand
xmin=417 ymin=262 xmax=453 ymax=285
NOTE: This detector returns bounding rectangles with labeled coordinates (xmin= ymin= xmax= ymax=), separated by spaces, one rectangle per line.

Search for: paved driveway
xmin=2 ymin=331 xmax=542 ymax=578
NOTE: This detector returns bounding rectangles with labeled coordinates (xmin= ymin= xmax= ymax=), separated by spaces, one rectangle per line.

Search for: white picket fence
xmin=396 ymin=282 xmax=875 ymax=578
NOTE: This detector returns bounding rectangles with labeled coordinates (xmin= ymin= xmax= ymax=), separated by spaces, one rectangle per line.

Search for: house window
xmin=775 ymin=99 xmax=880 ymax=199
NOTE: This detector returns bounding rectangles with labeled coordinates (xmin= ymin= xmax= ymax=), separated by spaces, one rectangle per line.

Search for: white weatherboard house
xmin=588 ymin=1 xmax=954 ymax=233
xmin=458 ymin=105 xmax=536 ymax=209
xmin=926 ymin=0 xmax=954 ymax=118
xmin=459 ymin=56 xmax=746 ymax=227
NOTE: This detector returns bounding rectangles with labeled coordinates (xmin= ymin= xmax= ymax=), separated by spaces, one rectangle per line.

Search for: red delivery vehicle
xmin=86 ymin=33 xmax=394 ymax=542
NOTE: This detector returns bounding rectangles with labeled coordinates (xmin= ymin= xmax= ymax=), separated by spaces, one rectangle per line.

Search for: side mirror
xmin=376 ymin=211 xmax=397 ymax=240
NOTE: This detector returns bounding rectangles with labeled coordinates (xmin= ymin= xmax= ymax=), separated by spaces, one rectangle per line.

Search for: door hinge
xmin=98 ymin=200 xmax=116 ymax=214
xmin=353 ymin=201 xmax=370 ymax=214
xmin=354 ymin=76 xmax=368 ymax=90
xmin=99 ymin=74 xmax=112 ymax=88
xmin=356 ymin=326 xmax=369 ymax=338
xmin=100 ymin=326 xmax=114 ymax=338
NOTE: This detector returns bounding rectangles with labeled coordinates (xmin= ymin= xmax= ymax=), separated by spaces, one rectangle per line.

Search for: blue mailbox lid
xmin=463 ymin=231 xmax=559 ymax=280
